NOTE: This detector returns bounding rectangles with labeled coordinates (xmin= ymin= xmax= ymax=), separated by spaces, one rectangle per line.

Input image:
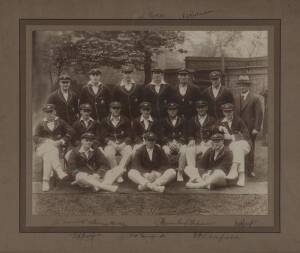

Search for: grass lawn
xmin=32 ymin=140 xmax=268 ymax=216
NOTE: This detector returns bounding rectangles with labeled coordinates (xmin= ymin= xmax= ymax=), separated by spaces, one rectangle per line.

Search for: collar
xmin=212 ymin=84 xmax=221 ymax=90
xmin=79 ymin=146 xmax=94 ymax=154
xmin=120 ymin=79 xmax=136 ymax=87
xmin=43 ymin=116 xmax=58 ymax=122
xmin=80 ymin=117 xmax=94 ymax=122
xmin=110 ymin=115 xmax=121 ymax=121
xmin=149 ymin=80 xmax=167 ymax=86
xmin=198 ymin=114 xmax=207 ymax=120
xmin=169 ymin=116 xmax=178 ymax=122
xmin=241 ymin=90 xmax=249 ymax=97
xmin=221 ymin=117 xmax=233 ymax=123
xmin=88 ymin=81 xmax=102 ymax=87
xmin=140 ymin=115 xmax=153 ymax=122
xmin=60 ymin=88 xmax=69 ymax=94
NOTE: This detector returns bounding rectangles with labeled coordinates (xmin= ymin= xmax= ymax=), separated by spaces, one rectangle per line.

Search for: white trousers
xmin=128 ymin=168 xmax=176 ymax=186
xmin=229 ymin=140 xmax=251 ymax=173
xmin=36 ymin=140 xmax=66 ymax=181
xmin=186 ymin=141 xmax=212 ymax=168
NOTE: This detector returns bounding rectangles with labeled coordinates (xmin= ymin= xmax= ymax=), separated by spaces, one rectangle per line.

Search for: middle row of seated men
xmin=34 ymin=98 xmax=251 ymax=193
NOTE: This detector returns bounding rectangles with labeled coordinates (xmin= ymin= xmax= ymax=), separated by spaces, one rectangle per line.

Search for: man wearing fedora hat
xmin=66 ymin=133 xmax=123 ymax=192
xmin=184 ymin=133 xmax=233 ymax=190
xmin=34 ymin=104 xmax=74 ymax=191
xmin=79 ymin=68 xmax=111 ymax=121
xmin=112 ymin=66 xmax=144 ymax=120
xmin=202 ymin=71 xmax=235 ymax=119
xmin=235 ymin=75 xmax=263 ymax=177
xmin=143 ymin=68 xmax=173 ymax=119
xmin=47 ymin=73 xmax=79 ymax=125
xmin=128 ymin=132 xmax=177 ymax=193
xmin=215 ymin=103 xmax=251 ymax=186
xmin=171 ymin=68 xmax=202 ymax=120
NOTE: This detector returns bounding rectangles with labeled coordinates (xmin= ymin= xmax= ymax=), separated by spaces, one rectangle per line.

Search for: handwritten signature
xmin=159 ymin=217 xmax=215 ymax=226
xmin=181 ymin=9 xmax=215 ymax=19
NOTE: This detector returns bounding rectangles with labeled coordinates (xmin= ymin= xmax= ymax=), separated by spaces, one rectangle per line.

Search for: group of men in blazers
xmin=34 ymin=65 xmax=263 ymax=192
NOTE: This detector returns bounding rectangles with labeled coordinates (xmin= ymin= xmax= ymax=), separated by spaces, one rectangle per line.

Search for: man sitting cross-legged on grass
xmin=128 ymin=132 xmax=177 ymax=193
xmin=184 ymin=133 xmax=233 ymax=190
xmin=34 ymin=104 xmax=74 ymax=192
xmin=67 ymin=133 xmax=124 ymax=192
xmin=131 ymin=101 xmax=161 ymax=154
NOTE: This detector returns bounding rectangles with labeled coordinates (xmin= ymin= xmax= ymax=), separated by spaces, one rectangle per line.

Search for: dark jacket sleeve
xmin=215 ymin=150 xmax=233 ymax=175
xmin=95 ymin=148 xmax=110 ymax=172
xmin=60 ymin=119 xmax=75 ymax=143
xmin=158 ymin=147 xmax=169 ymax=171
xmin=67 ymin=149 xmax=80 ymax=178
xmin=123 ymin=118 xmax=132 ymax=145
xmin=254 ymin=96 xmax=263 ymax=131
xmin=33 ymin=123 xmax=46 ymax=145
xmin=132 ymin=148 xmax=144 ymax=172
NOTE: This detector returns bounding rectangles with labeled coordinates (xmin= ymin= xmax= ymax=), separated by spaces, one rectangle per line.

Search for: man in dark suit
xmin=171 ymin=68 xmax=202 ymax=120
xmin=215 ymin=103 xmax=251 ymax=186
xmin=160 ymin=102 xmax=187 ymax=182
xmin=185 ymin=100 xmax=217 ymax=171
xmin=112 ymin=66 xmax=144 ymax=120
xmin=128 ymin=132 xmax=176 ymax=193
xmin=34 ymin=104 xmax=74 ymax=191
xmin=143 ymin=68 xmax=173 ymax=119
xmin=184 ymin=133 xmax=233 ymax=190
xmin=202 ymin=71 xmax=235 ymax=119
xmin=100 ymin=101 xmax=132 ymax=178
xmin=47 ymin=73 xmax=79 ymax=125
xmin=71 ymin=103 xmax=100 ymax=147
xmin=131 ymin=102 xmax=161 ymax=153
xmin=79 ymin=68 xmax=111 ymax=121
xmin=235 ymin=75 xmax=263 ymax=177
xmin=67 ymin=133 xmax=124 ymax=192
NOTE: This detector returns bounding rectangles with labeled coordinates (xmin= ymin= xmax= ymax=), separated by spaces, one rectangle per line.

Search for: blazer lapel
xmin=215 ymin=86 xmax=224 ymax=100
xmin=214 ymin=147 xmax=225 ymax=162
xmin=241 ymin=93 xmax=251 ymax=112
xmin=58 ymin=89 xmax=68 ymax=104
xmin=88 ymin=84 xmax=103 ymax=98
xmin=121 ymin=83 xmax=136 ymax=96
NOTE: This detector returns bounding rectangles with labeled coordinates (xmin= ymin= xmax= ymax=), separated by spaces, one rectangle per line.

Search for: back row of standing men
xmin=35 ymin=66 xmax=263 ymax=192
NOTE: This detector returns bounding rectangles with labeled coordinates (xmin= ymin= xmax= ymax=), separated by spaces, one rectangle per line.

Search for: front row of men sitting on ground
xmin=34 ymin=98 xmax=251 ymax=192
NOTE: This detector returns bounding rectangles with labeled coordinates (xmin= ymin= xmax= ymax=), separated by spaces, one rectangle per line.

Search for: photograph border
xmin=19 ymin=18 xmax=281 ymax=233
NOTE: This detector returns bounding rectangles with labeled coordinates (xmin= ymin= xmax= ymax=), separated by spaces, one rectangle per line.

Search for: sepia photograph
xmin=19 ymin=20 xmax=279 ymax=232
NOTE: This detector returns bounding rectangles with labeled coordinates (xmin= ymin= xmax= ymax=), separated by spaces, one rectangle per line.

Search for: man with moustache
xmin=234 ymin=75 xmax=263 ymax=177
xmin=79 ymin=68 xmax=111 ymax=121
xmin=202 ymin=71 xmax=235 ymax=119
xmin=112 ymin=66 xmax=143 ymax=120
xmin=47 ymin=73 xmax=79 ymax=125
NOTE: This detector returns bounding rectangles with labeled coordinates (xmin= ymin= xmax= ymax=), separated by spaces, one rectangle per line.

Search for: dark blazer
xmin=171 ymin=84 xmax=202 ymax=120
xmin=112 ymin=83 xmax=144 ymax=120
xmin=235 ymin=92 xmax=263 ymax=133
xmin=131 ymin=116 xmax=161 ymax=144
xmin=143 ymin=83 xmax=173 ymax=119
xmin=215 ymin=115 xmax=251 ymax=146
xmin=47 ymin=89 xmax=79 ymax=125
xmin=187 ymin=114 xmax=216 ymax=144
xmin=79 ymin=84 xmax=111 ymax=121
xmin=99 ymin=115 xmax=132 ymax=146
xmin=67 ymin=147 xmax=110 ymax=178
xmin=160 ymin=116 xmax=187 ymax=145
xmin=33 ymin=117 xmax=74 ymax=145
xmin=132 ymin=144 xmax=169 ymax=173
xmin=202 ymin=85 xmax=235 ymax=119
xmin=200 ymin=146 xmax=233 ymax=175
xmin=72 ymin=118 xmax=100 ymax=146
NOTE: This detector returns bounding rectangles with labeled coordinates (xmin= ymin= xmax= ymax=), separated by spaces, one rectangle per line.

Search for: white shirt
xmin=79 ymin=146 xmax=94 ymax=159
xmin=61 ymin=90 xmax=69 ymax=102
xmin=88 ymin=81 xmax=102 ymax=95
xmin=110 ymin=116 xmax=120 ymax=127
xmin=120 ymin=79 xmax=135 ymax=91
xmin=212 ymin=84 xmax=221 ymax=98
xmin=80 ymin=117 xmax=94 ymax=128
xmin=43 ymin=116 xmax=58 ymax=131
xmin=150 ymin=80 xmax=167 ymax=94
xmin=221 ymin=117 xmax=233 ymax=129
xmin=146 ymin=147 xmax=154 ymax=161
xmin=179 ymin=84 xmax=188 ymax=96
xmin=170 ymin=116 xmax=178 ymax=126
xmin=140 ymin=115 xmax=153 ymax=130
xmin=198 ymin=114 xmax=207 ymax=126
xmin=241 ymin=90 xmax=249 ymax=100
